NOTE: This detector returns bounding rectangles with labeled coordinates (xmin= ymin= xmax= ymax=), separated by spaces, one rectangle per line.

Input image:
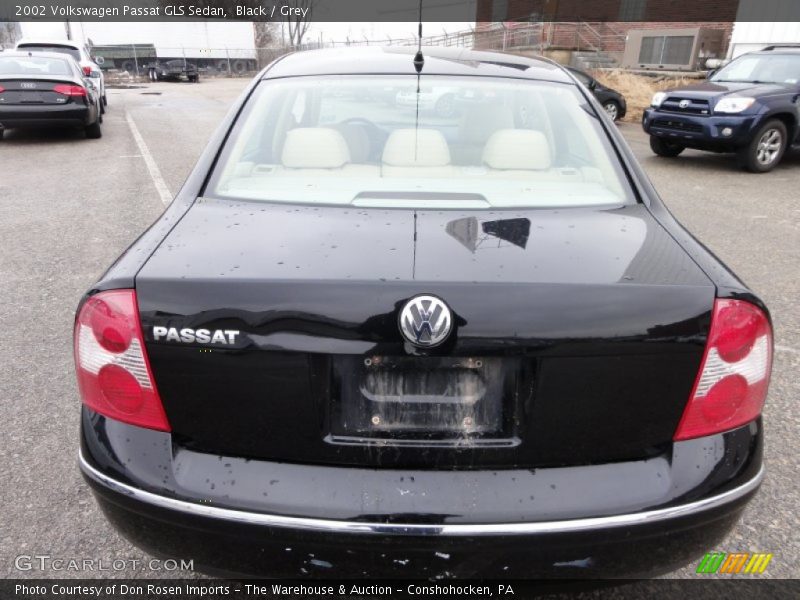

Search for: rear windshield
xmin=208 ymin=75 xmax=632 ymax=209
xmin=17 ymin=44 xmax=81 ymax=62
xmin=0 ymin=56 xmax=72 ymax=76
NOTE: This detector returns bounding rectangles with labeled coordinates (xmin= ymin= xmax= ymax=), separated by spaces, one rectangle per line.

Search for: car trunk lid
xmin=0 ymin=77 xmax=83 ymax=105
xmin=135 ymin=198 xmax=715 ymax=468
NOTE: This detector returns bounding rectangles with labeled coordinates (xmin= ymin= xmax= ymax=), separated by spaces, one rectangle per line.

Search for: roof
xmin=1 ymin=50 xmax=78 ymax=62
xmin=16 ymin=39 xmax=82 ymax=50
xmin=262 ymin=46 xmax=573 ymax=83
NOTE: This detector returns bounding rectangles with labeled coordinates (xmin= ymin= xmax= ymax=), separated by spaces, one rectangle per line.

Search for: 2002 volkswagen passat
xmin=76 ymin=47 xmax=772 ymax=579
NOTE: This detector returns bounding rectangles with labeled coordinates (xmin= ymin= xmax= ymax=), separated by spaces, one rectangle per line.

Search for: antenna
xmin=414 ymin=0 xmax=424 ymax=160
xmin=413 ymin=0 xmax=424 ymax=74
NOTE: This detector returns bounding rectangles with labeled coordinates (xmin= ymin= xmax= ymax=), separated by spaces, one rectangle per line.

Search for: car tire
xmin=0 ymin=129 xmax=4 ymax=141
xmin=737 ymin=119 xmax=787 ymax=173
xmin=85 ymin=121 xmax=102 ymax=139
xmin=435 ymin=94 xmax=456 ymax=118
xmin=650 ymin=136 xmax=685 ymax=158
xmin=603 ymin=100 xmax=620 ymax=122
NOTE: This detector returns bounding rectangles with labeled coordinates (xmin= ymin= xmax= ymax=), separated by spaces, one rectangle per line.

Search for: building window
xmin=491 ymin=0 xmax=508 ymax=22
xmin=619 ymin=0 xmax=647 ymax=21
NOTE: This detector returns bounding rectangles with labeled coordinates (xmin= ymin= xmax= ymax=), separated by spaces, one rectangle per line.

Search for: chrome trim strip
xmin=79 ymin=450 xmax=763 ymax=537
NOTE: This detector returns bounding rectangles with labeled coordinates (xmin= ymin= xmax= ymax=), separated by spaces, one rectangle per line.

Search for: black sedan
xmin=0 ymin=51 xmax=102 ymax=139
xmin=76 ymin=47 xmax=771 ymax=579
xmin=567 ymin=66 xmax=627 ymax=122
xmin=147 ymin=59 xmax=200 ymax=83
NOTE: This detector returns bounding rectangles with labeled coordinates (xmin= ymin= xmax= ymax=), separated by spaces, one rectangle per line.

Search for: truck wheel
xmin=85 ymin=120 xmax=102 ymax=139
xmin=737 ymin=119 xmax=787 ymax=173
xmin=650 ymin=136 xmax=685 ymax=157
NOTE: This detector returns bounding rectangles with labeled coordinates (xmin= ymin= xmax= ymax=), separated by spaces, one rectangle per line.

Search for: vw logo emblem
xmin=399 ymin=295 xmax=452 ymax=347
xmin=679 ymin=99 xmax=691 ymax=109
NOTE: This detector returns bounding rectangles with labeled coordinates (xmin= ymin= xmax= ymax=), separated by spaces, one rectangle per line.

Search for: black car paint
xmin=0 ymin=52 xmax=100 ymax=131
xmin=78 ymin=48 xmax=769 ymax=578
xmin=135 ymin=200 xmax=713 ymax=468
xmin=643 ymin=54 xmax=800 ymax=152
xmin=566 ymin=67 xmax=627 ymax=119
xmin=83 ymin=410 xmax=761 ymax=578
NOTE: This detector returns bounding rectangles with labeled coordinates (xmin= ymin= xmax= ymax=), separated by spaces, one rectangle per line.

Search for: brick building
xmin=475 ymin=0 xmax=738 ymax=67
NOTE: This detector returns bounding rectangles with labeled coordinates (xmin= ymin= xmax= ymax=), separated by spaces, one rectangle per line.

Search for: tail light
xmin=0 ymin=85 xmax=5 ymax=93
xmin=53 ymin=84 xmax=87 ymax=97
xmin=74 ymin=290 xmax=170 ymax=431
xmin=82 ymin=65 xmax=92 ymax=76
xmin=674 ymin=299 xmax=772 ymax=441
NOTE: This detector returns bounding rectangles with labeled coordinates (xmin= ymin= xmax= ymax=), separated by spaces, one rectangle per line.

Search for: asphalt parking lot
xmin=0 ymin=77 xmax=797 ymax=585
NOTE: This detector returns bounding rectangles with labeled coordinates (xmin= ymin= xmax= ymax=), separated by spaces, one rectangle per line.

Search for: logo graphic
xmin=20 ymin=82 xmax=36 ymax=89
xmin=696 ymin=552 xmax=773 ymax=574
xmin=679 ymin=99 xmax=691 ymax=109
xmin=399 ymin=295 xmax=452 ymax=347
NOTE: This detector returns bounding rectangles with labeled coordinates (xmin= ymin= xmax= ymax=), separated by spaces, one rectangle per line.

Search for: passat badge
xmin=399 ymin=295 xmax=452 ymax=347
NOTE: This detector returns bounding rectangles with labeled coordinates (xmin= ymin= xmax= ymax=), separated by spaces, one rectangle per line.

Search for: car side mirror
xmin=588 ymin=80 xmax=597 ymax=91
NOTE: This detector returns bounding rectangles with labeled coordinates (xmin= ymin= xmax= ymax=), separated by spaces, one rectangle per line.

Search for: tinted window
xmin=17 ymin=44 xmax=82 ymax=62
xmin=209 ymin=75 xmax=631 ymax=209
xmin=0 ymin=56 xmax=71 ymax=76
xmin=569 ymin=69 xmax=592 ymax=87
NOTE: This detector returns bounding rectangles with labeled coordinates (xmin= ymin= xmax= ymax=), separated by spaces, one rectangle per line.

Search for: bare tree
xmin=283 ymin=0 xmax=315 ymax=48
xmin=0 ymin=21 xmax=22 ymax=49
xmin=253 ymin=21 xmax=282 ymax=68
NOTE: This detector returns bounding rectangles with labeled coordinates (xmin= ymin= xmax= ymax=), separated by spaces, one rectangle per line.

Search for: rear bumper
xmin=0 ymin=104 xmax=92 ymax=128
xmin=642 ymin=109 xmax=756 ymax=150
xmin=80 ymin=410 xmax=763 ymax=578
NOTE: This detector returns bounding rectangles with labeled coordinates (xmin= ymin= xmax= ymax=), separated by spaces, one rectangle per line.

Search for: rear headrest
xmin=482 ymin=129 xmax=552 ymax=170
xmin=382 ymin=129 xmax=450 ymax=167
xmin=282 ymin=128 xmax=350 ymax=169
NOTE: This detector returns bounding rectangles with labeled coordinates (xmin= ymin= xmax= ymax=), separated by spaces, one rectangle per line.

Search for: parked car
xmin=643 ymin=45 xmax=800 ymax=172
xmin=76 ymin=47 xmax=771 ymax=579
xmin=395 ymin=85 xmax=459 ymax=116
xmin=147 ymin=59 xmax=199 ymax=83
xmin=0 ymin=51 xmax=102 ymax=139
xmin=567 ymin=67 xmax=627 ymax=122
xmin=15 ymin=39 xmax=106 ymax=111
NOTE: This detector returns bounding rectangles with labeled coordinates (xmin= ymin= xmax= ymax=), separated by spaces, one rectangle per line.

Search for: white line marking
xmin=775 ymin=345 xmax=800 ymax=356
xmin=125 ymin=110 xmax=172 ymax=205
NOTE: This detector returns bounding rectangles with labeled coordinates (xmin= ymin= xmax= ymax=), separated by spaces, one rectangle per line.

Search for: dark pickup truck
xmin=642 ymin=45 xmax=800 ymax=172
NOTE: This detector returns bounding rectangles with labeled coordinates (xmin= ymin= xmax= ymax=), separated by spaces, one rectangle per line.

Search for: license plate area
xmin=328 ymin=356 xmax=526 ymax=446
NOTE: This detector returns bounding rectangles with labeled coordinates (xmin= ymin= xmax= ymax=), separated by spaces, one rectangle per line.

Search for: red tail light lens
xmin=0 ymin=85 xmax=5 ymax=93
xmin=674 ymin=299 xmax=772 ymax=441
xmin=53 ymin=84 xmax=87 ymax=96
xmin=82 ymin=65 xmax=92 ymax=76
xmin=74 ymin=290 xmax=170 ymax=431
